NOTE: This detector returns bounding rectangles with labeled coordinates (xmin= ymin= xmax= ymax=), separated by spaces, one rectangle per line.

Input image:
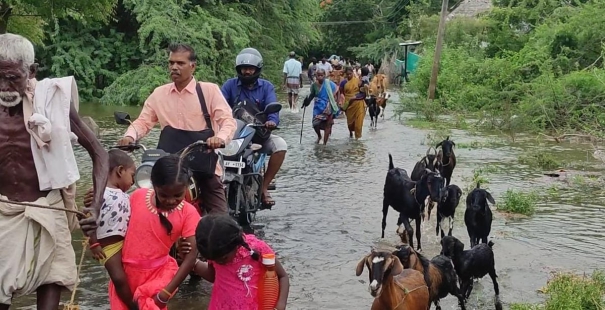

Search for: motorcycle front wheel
xmin=227 ymin=182 xmax=254 ymax=226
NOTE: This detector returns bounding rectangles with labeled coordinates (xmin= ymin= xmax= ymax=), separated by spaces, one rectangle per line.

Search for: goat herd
xmin=356 ymin=136 xmax=504 ymax=310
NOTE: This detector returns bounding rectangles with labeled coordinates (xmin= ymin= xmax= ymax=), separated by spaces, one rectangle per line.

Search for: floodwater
xmin=12 ymin=86 xmax=605 ymax=309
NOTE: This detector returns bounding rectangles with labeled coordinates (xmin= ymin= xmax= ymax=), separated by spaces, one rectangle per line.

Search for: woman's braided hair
xmin=150 ymin=154 xmax=190 ymax=235
xmin=195 ymin=214 xmax=260 ymax=261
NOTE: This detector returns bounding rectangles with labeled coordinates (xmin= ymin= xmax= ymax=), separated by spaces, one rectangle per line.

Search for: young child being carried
xmin=85 ymin=149 xmax=138 ymax=309
xmin=179 ymin=214 xmax=290 ymax=310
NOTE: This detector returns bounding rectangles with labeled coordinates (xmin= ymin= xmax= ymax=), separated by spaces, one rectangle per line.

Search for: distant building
xmin=447 ymin=0 xmax=493 ymax=20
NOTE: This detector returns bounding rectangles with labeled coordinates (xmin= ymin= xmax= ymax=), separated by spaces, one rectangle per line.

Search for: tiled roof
xmin=447 ymin=0 xmax=493 ymax=19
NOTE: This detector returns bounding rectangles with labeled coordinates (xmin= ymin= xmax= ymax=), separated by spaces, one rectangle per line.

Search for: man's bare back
xmin=0 ymin=103 xmax=49 ymax=202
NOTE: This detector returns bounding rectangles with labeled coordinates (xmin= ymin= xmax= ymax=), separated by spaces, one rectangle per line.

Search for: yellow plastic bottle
xmin=257 ymin=253 xmax=279 ymax=310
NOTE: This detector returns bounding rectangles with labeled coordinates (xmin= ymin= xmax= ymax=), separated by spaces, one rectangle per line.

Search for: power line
xmin=311 ymin=20 xmax=391 ymax=25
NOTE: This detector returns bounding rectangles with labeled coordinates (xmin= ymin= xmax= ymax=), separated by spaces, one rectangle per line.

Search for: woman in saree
xmin=303 ymin=68 xmax=339 ymax=145
xmin=329 ymin=63 xmax=344 ymax=86
xmin=109 ymin=154 xmax=201 ymax=309
xmin=339 ymin=66 xmax=370 ymax=139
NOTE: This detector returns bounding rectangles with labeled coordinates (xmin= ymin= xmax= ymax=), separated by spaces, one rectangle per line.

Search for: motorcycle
xmin=222 ymin=102 xmax=282 ymax=226
xmin=112 ymin=101 xmax=281 ymax=226
xmin=112 ymin=112 xmax=216 ymax=217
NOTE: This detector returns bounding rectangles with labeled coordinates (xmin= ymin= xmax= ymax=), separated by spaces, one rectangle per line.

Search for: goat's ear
xmin=390 ymin=256 xmax=404 ymax=275
xmin=455 ymin=239 xmax=465 ymax=253
xmin=356 ymin=255 xmax=368 ymax=276
xmin=436 ymin=141 xmax=443 ymax=148
xmin=486 ymin=191 xmax=495 ymax=205
xmin=452 ymin=141 xmax=456 ymax=147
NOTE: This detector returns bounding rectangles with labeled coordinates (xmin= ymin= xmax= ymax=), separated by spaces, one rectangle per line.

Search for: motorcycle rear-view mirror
xmin=263 ymin=102 xmax=282 ymax=115
xmin=114 ymin=111 xmax=132 ymax=125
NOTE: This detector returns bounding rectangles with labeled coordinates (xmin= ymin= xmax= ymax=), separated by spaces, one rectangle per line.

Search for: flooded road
xmin=12 ymin=87 xmax=605 ymax=309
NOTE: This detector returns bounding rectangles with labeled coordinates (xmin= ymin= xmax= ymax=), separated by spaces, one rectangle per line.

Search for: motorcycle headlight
xmin=135 ymin=163 xmax=154 ymax=189
xmin=218 ymin=138 xmax=245 ymax=157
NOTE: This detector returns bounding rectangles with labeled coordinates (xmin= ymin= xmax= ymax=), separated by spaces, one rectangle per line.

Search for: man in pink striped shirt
xmin=117 ymin=44 xmax=236 ymax=214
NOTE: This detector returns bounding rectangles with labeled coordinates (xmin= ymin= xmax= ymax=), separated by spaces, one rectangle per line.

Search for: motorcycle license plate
xmin=224 ymin=160 xmax=245 ymax=169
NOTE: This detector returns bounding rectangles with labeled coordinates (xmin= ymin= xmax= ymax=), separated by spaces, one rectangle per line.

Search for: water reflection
xmin=311 ymin=140 xmax=368 ymax=165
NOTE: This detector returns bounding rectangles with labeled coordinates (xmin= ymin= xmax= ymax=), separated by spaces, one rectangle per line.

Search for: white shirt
xmin=96 ymin=187 xmax=131 ymax=239
xmin=28 ymin=76 xmax=81 ymax=190
xmin=317 ymin=62 xmax=333 ymax=73
xmin=283 ymin=58 xmax=303 ymax=78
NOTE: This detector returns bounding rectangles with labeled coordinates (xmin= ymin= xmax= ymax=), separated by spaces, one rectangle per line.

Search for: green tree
xmin=97 ymin=0 xmax=320 ymax=105
xmin=344 ymin=0 xmax=445 ymax=63
xmin=315 ymin=0 xmax=381 ymax=58
xmin=0 ymin=0 xmax=117 ymax=41
xmin=404 ymin=0 xmax=605 ymax=135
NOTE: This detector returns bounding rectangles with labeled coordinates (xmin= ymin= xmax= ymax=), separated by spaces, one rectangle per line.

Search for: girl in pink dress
xmin=191 ymin=214 xmax=290 ymax=310
xmin=109 ymin=154 xmax=201 ymax=309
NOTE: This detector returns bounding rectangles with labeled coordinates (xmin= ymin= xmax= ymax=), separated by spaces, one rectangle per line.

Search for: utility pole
xmin=427 ymin=0 xmax=449 ymax=100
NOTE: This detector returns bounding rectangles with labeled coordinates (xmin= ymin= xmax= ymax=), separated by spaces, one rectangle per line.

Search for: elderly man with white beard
xmin=0 ymin=33 xmax=108 ymax=309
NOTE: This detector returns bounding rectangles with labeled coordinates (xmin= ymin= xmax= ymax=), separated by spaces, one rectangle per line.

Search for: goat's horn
xmin=426 ymin=147 xmax=431 ymax=157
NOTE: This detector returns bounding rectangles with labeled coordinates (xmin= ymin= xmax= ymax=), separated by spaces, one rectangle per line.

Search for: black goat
xmin=464 ymin=183 xmax=496 ymax=248
xmin=394 ymin=244 xmax=466 ymax=310
xmin=366 ymin=96 xmax=379 ymax=128
xmin=436 ymin=136 xmax=456 ymax=186
xmin=411 ymin=147 xmax=441 ymax=181
xmin=440 ymin=236 xmax=503 ymax=310
xmin=436 ymin=184 xmax=462 ymax=239
xmin=382 ymin=154 xmax=446 ymax=251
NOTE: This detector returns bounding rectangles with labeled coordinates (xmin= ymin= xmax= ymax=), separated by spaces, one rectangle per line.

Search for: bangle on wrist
xmin=161 ymin=288 xmax=175 ymax=299
xmin=89 ymin=243 xmax=101 ymax=249
xmin=156 ymin=292 xmax=168 ymax=304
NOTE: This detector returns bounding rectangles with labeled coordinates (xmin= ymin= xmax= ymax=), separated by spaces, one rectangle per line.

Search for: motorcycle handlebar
xmin=250 ymin=124 xmax=280 ymax=130
xmin=186 ymin=140 xmax=226 ymax=150
xmin=111 ymin=143 xmax=146 ymax=152
xmin=111 ymin=140 xmax=224 ymax=154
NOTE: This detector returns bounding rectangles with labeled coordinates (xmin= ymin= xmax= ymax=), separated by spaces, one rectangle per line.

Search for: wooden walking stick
xmin=300 ymin=105 xmax=306 ymax=144
xmin=62 ymin=238 xmax=89 ymax=310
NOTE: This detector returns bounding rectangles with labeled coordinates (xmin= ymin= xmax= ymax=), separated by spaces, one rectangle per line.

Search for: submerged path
xmin=13 ymin=86 xmax=605 ymax=309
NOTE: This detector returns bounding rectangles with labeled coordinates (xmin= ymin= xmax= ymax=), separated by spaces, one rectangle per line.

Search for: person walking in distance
xmin=302 ymin=68 xmax=339 ymax=145
xmin=307 ymin=57 xmax=317 ymax=83
xmin=282 ymin=51 xmax=303 ymax=112
xmin=316 ymin=57 xmax=333 ymax=75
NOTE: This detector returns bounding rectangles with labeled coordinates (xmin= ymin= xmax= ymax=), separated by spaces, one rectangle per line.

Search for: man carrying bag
xmin=118 ymin=43 xmax=237 ymax=214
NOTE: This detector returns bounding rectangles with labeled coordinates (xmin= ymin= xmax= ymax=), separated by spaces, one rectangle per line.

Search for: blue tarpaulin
xmin=396 ymin=51 xmax=421 ymax=75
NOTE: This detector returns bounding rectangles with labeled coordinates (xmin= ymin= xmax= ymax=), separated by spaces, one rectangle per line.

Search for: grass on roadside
xmin=498 ymin=189 xmax=539 ymax=216
xmin=463 ymin=168 xmax=490 ymax=193
xmin=519 ymin=151 xmax=564 ymax=170
xmin=510 ymin=271 xmax=605 ymax=310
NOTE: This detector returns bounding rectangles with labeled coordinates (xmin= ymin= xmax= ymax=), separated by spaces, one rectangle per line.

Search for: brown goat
xmin=356 ymin=250 xmax=430 ymax=310
xmin=393 ymin=243 xmax=466 ymax=310
xmin=393 ymin=233 xmax=466 ymax=310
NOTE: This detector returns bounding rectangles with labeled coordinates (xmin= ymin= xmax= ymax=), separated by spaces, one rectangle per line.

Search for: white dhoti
xmin=0 ymin=190 xmax=77 ymax=305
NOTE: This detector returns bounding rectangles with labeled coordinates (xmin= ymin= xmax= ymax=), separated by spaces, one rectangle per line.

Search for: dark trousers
xmin=195 ymin=174 xmax=228 ymax=214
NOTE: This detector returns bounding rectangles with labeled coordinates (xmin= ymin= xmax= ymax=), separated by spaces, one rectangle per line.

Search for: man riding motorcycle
xmin=221 ymin=48 xmax=287 ymax=208
xmin=117 ymin=43 xmax=237 ymax=214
